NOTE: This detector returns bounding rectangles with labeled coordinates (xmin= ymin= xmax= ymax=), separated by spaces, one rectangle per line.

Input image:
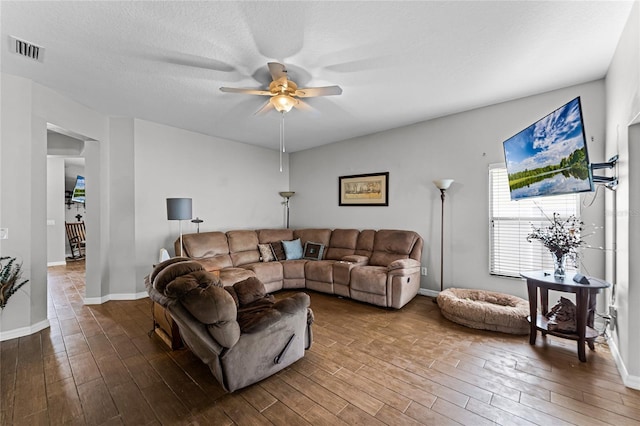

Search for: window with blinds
xmin=489 ymin=165 xmax=580 ymax=278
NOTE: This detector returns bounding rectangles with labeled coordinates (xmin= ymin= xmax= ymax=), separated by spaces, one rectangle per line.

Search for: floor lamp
xmin=279 ymin=191 xmax=295 ymax=229
xmin=166 ymin=198 xmax=192 ymax=257
xmin=433 ymin=179 xmax=454 ymax=302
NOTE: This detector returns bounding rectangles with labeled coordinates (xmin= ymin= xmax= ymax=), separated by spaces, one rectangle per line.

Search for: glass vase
xmin=551 ymin=252 xmax=566 ymax=279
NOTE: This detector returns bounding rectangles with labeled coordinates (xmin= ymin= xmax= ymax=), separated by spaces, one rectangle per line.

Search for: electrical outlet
xmin=421 ymin=267 xmax=427 ymax=276
xmin=0 ymin=228 xmax=8 ymax=240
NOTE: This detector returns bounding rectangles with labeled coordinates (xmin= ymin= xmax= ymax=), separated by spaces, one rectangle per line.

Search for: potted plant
xmin=0 ymin=256 xmax=29 ymax=309
xmin=526 ymin=213 xmax=585 ymax=278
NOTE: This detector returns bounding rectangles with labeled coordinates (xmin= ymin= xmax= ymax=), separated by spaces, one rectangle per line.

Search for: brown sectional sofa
xmin=176 ymin=228 xmax=424 ymax=309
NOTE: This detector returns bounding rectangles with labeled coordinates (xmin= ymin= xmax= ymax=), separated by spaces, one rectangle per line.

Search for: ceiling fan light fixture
xmin=271 ymin=94 xmax=297 ymax=113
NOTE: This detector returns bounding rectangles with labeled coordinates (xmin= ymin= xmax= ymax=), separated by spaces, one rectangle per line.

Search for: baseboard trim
xmin=418 ymin=288 xmax=439 ymax=299
xmin=0 ymin=319 xmax=50 ymax=342
xmin=84 ymin=291 xmax=148 ymax=305
xmin=607 ymin=335 xmax=640 ymax=390
xmin=83 ymin=295 xmax=110 ymax=305
xmin=47 ymin=261 xmax=67 ymax=267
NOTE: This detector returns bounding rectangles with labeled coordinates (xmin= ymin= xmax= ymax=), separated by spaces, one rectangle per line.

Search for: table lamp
xmin=166 ymin=198 xmax=192 ymax=257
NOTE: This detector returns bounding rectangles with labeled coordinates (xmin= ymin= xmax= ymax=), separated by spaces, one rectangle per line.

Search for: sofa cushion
xmin=273 ymin=292 xmax=311 ymax=314
xmin=182 ymin=231 xmax=229 ymax=259
xmin=369 ymin=230 xmax=419 ymax=267
xmin=227 ymin=230 xmax=261 ymax=266
xmin=350 ymin=266 xmax=388 ymax=295
xmin=244 ymin=261 xmax=283 ymax=285
xmin=238 ymin=308 xmax=281 ymax=333
xmin=282 ymin=260 xmax=306 ymax=279
xmin=218 ymin=268 xmax=256 ymax=287
xmin=233 ymin=276 xmax=267 ymax=305
xmin=194 ymin=256 xmax=234 ymax=272
xmin=293 ymin=229 xmax=332 ymax=247
xmin=305 ymin=260 xmax=334 ymax=283
xmin=257 ymin=229 xmax=294 ymax=244
xmin=355 ymin=229 xmax=376 ymax=257
xmin=180 ymin=232 xmax=234 ymax=271
xmin=282 ymin=238 xmax=303 ymax=260
xmin=258 ymin=243 xmax=275 ymax=262
xmin=324 ymin=229 xmax=359 ymax=260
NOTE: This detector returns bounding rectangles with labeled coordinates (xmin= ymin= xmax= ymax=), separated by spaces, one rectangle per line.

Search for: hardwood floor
xmin=2 ymin=261 xmax=639 ymax=425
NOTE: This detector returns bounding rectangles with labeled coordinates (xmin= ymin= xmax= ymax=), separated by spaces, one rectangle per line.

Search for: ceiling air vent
xmin=10 ymin=36 xmax=44 ymax=62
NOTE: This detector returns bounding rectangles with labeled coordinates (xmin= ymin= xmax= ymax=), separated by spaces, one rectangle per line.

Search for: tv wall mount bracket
xmin=591 ymin=154 xmax=618 ymax=190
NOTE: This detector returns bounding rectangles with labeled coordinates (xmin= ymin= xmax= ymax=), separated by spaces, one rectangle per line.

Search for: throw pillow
xmin=282 ymin=238 xmax=303 ymax=260
xmin=270 ymin=241 xmax=286 ymax=261
xmin=257 ymin=243 xmax=275 ymax=262
xmin=303 ymin=241 xmax=325 ymax=260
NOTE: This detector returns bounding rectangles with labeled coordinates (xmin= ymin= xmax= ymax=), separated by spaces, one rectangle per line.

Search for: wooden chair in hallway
xmin=65 ymin=221 xmax=86 ymax=259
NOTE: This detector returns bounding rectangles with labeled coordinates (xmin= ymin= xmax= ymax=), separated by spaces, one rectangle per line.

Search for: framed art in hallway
xmin=339 ymin=172 xmax=389 ymax=206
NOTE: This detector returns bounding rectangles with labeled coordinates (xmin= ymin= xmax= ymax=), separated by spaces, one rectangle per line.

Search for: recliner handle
xmin=274 ymin=333 xmax=296 ymax=364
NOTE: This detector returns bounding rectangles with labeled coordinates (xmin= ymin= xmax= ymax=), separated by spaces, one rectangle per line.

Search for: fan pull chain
xmin=279 ymin=113 xmax=284 ymax=172
xmin=281 ymin=112 xmax=286 ymax=153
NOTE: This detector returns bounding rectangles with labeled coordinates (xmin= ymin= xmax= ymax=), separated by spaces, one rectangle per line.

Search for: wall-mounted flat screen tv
xmin=502 ymin=97 xmax=593 ymax=200
xmin=71 ymin=175 xmax=85 ymax=203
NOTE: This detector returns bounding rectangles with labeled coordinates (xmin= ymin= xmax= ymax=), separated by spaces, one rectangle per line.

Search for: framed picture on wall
xmin=339 ymin=172 xmax=389 ymax=206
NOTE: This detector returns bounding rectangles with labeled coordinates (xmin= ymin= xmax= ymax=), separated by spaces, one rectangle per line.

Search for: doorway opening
xmin=46 ymin=123 xmax=95 ymax=317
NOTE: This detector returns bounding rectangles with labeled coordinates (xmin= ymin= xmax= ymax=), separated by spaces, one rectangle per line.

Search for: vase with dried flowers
xmin=0 ymin=256 xmax=29 ymax=309
xmin=526 ymin=213 xmax=585 ymax=279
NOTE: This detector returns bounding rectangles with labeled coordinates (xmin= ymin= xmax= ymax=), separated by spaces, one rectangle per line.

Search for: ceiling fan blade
xmin=220 ymin=87 xmax=272 ymax=96
xmin=294 ymin=85 xmax=343 ymax=97
xmin=293 ymin=99 xmax=315 ymax=113
xmin=267 ymin=62 xmax=288 ymax=81
xmin=254 ymin=100 xmax=275 ymax=115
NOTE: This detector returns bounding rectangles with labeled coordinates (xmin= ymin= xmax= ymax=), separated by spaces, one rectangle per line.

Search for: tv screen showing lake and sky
xmin=503 ymin=97 xmax=593 ymax=200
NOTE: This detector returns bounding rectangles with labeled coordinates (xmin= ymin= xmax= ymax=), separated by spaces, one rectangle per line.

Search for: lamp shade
xmin=279 ymin=191 xmax=295 ymax=198
xmin=166 ymin=198 xmax=192 ymax=220
xmin=433 ymin=179 xmax=454 ymax=190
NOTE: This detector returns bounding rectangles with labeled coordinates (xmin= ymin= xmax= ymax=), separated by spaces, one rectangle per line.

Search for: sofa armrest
xmin=145 ymin=275 xmax=176 ymax=308
xmin=387 ymin=258 xmax=420 ymax=271
xmin=341 ymin=255 xmax=369 ymax=265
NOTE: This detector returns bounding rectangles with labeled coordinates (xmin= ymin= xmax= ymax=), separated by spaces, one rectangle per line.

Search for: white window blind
xmin=489 ymin=165 xmax=580 ymax=278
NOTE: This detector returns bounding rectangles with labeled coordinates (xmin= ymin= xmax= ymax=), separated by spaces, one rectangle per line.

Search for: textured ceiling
xmin=0 ymin=1 xmax=634 ymax=152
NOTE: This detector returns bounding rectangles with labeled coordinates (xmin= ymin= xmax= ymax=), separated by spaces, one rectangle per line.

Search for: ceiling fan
xmin=220 ymin=62 xmax=342 ymax=115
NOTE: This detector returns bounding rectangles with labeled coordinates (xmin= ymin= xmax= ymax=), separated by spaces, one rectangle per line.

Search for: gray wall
xmin=132 ymin=119 xmax=291 ymax=294
xmin=46 ymin=157 xmax=66 ymax=265
xmin=291 ymin=80 xmax=607 ymax=301
xmin=1 ymin=73 xmax=108 ymax=334
xmin=605 ymin=1 xmax=640 ymax=388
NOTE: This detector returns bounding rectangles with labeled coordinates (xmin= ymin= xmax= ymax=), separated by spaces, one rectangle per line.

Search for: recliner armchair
xmin=145 ymin=258 xmax=313 ymax=392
